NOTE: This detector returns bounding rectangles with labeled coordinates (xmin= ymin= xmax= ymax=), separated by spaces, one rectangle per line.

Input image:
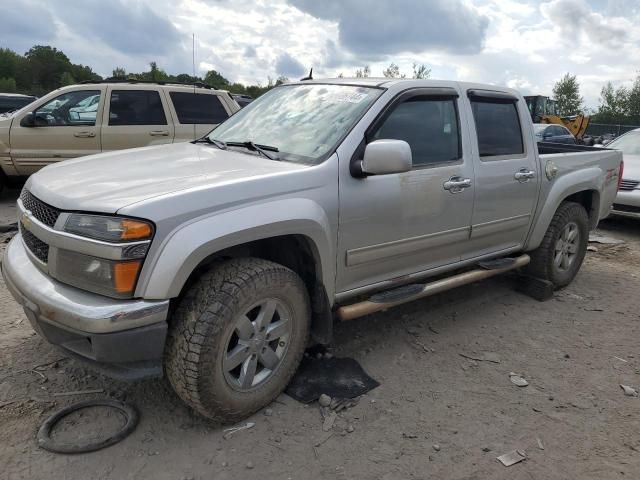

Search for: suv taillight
xmin=618 ymin=160 xmax=624 ymax=192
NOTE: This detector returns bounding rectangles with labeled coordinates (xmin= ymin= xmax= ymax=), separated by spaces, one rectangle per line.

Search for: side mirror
xmin=20 ymin=113 xmax=35 ymax=127
xmin=357 ymin=139 xmax=412 ymax=176
xmin=543 ymin=132 xmax=553 ymax=139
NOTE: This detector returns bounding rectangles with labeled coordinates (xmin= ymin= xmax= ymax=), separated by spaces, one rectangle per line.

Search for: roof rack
xmin=78 ymin=79 xmax=217 ymax=90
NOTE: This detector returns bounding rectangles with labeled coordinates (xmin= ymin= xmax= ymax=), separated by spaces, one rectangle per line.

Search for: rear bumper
xmin=2 ymin=236 xmax=170 ymax=380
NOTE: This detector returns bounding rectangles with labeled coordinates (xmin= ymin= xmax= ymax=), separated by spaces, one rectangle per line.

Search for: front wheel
xmin=165 ymin=258 xmax=310 ymax=422
xmin=524 ymin=201 xmax=589 ymax=288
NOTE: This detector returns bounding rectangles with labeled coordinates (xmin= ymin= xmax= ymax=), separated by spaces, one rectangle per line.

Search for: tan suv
xmin=0 ymin=81 xmax=240 ymax=191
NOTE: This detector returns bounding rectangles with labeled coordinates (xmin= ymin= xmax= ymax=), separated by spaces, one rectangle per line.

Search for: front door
xmin=101 ymin=88 xmax=175 ymax=151
xmin=10 ymin=89 xmax=103 ymax=175
xmin=463 ymin=90 xmax=540 ymax=258
xmin=336 ymin=88 xmax=475 ymax=294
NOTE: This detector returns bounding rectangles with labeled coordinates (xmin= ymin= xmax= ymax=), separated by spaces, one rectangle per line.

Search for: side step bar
xmin=336 ymin=254 xmax=530 ymax=321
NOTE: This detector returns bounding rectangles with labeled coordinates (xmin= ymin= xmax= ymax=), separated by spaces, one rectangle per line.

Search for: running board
xmin=336 ymin=254 xmax=530 ymax=321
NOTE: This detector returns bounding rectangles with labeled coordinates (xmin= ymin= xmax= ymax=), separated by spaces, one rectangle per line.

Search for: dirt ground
xmin=1 ymin=186 xmax=639 ymax=480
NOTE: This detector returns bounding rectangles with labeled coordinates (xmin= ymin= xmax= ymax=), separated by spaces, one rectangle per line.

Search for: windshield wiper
xmin=193 ymin=136 xmax=227 ymax=150
xmin=226 ymin=141 xmax=279 ymax=160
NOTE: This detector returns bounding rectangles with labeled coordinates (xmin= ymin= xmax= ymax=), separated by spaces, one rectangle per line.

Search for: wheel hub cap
xmin=223 ymin=299 xmax=292 ymax=391
xmin=554 ymin=222 xmax=580 ymax=272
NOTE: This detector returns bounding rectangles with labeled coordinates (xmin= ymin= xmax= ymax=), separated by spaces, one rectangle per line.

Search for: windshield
xmin=208 ymin=84 xmax=382 ymax=164
xmin=607 ymin=131 xmax=640 ymax=155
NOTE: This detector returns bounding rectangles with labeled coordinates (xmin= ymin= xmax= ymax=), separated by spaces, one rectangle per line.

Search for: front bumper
xmin=2 ymin=236 xmax=170 ymax=380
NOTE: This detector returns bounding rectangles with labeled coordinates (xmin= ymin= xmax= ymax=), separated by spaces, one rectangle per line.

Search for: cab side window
xmin=33 ymin=90 xmax=101 ymax=126
xmin=371 ymin=97 xmax=461 ymax=166
xmin=169 ymin=92 xmax=229 ymax=124
xmin=470 ymin=99 xmax=524 ymax=158
xmin=109 ymin=90 xmax=167 ymax=126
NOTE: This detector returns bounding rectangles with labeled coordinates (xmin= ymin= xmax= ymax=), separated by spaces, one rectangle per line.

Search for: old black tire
xmin=0 ymin=170 xmax=5 ymax=197
xmin=524 ymin=201 xmax=589 ymax=289
xmin=165 ymin=258 xmax=310 ymax=422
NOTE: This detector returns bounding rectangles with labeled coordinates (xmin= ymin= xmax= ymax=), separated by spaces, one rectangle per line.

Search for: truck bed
xmin=537 ymin=142 xmax=611 ymax=155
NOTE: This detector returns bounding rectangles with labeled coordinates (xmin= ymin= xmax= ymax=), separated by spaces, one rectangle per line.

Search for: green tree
xmin=627 ymin=74 xmax=640 ymax=124
xmin=552 ymin=73 xmax=583 ymax=116
xmin=382 ymin=63 xmax=405 ymax=79
xmin=355 ymin=65 xmax=370 ymax=78
xmin=412 ymin=63 xmax=431 ymax=79
xmin=0 ymin=48 xmax=21 ymax=81
xmin=60 ymin=71 xmax=75 ymax=86
xmin=593 ymin=81 xmax=629 ymax=124
xmin=112 ymin=67 xmax=126 ymax=79
xmin=275 ymin=75 xmax=289 ymax=85
xmin=24 ymin=45 xmax=72 ymax=93
xmin=204 ymin=70 xmax=230 ymax=89
xmin=0 ymin=77 xmax=17 ymax=92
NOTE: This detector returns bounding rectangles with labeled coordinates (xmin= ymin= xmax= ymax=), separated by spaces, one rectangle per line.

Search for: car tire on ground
xmin=0 ymin=170 xmax=5 ymax=196
xmin=165 ymin=258 xmax=311 ymax=422
xmin=524 ymin=201 xmax=589 ymax=289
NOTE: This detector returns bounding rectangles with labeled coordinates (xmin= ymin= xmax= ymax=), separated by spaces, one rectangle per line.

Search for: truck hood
xmin=27 ymin=143 xmax=307 ymax=212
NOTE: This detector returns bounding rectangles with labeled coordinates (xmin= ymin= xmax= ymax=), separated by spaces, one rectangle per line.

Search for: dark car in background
xmin=231 ymin=93 xmax=254 ymax=107
xmin=0 ymin=93 xmax=37 ymax=114
xmin=534 ymin=123 xmax=576 ymax=144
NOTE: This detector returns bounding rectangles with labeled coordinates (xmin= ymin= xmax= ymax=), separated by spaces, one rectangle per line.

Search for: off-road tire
xmin=524 ymin=201 xmax=589 ymax=289
xmin=165 ymin=258 xmax=310 ymax=422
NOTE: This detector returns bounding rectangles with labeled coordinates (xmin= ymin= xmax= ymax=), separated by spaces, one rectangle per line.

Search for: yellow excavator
xmin=524 ymin=95 xmax=590 ymax=142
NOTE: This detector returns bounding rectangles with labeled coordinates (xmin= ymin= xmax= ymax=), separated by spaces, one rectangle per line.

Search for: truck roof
xmin=289 ymin=77 xmax=520 ymax=96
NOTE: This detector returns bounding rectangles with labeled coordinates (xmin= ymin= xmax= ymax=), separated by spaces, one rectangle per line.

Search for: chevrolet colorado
xmin=2 ymin=79 xmax=623 ymax=422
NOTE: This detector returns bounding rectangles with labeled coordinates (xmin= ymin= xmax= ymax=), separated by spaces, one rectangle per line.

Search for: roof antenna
xmin=300 ymin=68 xmax=313 ymax=81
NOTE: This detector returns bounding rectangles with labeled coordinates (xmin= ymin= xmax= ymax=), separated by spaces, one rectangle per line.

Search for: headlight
xmin=55 ymin=249 xmax=143 ymax=298
xmin=64 ymin=214 xmax=153 ymax=242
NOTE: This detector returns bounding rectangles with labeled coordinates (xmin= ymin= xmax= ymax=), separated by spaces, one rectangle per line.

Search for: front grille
xmin=20 ymin=190 xmax=61 ymax=227
xmin=21 ymin=223 xmax=49 ymax=263
xmin=613 ymin=203 xmax=640 ymax=214
xmin=619 ymin=179 xmax=640 ymax=191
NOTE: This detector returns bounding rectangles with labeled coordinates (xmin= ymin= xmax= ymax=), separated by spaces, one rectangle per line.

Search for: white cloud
xmin=1 ymin=0 xmax=639 ymax=108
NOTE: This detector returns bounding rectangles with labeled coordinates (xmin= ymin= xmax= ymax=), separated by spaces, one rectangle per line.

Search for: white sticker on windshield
xmin=333 ymin=92 xmax=369 ymax=104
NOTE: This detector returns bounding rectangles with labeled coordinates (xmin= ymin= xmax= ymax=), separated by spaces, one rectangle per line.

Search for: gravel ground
xmin=1 ymin=186 xmax=639 ymax=480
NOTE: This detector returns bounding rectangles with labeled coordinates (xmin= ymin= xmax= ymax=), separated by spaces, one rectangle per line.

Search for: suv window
xmin=470 ymin=100 xmax=524 ymax=158
xmin=33 ymin=90 xmax=101 ymax=126
xmin=109 ymin=90 xmax=166 ymax=126
xmin=169 ymin=92 xmax=229 ymax=124
xmin=372 ymin=97 xmax=460 ymax=166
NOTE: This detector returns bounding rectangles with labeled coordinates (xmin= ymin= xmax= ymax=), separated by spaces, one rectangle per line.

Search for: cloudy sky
xmin=2 ymin=0 xmax=639 ymax=107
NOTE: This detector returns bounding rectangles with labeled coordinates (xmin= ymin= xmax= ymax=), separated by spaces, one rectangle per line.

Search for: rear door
xmin=101 ymin=88 xmax=175 ymax=151
xmin=9 ymin=88 xmax=103 ymax=175
xmin=463 ymin=90 xmax=540 ymax=258
xmin=165 ymin=90 xmax=233 ymax=142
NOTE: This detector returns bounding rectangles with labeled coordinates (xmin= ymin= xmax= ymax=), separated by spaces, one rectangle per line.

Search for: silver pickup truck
xmin=1 ymin=79 xmax=623 ymax=422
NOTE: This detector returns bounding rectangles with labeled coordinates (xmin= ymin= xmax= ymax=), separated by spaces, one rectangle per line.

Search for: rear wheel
xmin=524 ymin=201 xmax=589 ymax=288
xmin=0 ymin=170 xmax=6 ymax=196
xmin=165 ymin=258 xmax=310 ymax=422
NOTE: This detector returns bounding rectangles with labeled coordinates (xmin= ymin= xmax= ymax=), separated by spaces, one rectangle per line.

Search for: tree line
xmin=551 ymin=72 xmax=640 ymax=125
xmin=1 ymin=45 xmax=638 ymax=125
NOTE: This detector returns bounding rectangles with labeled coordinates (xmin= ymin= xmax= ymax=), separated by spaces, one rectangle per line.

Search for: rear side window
xmin=372 ymin=97 xmax=460 ymax=166
xmin=470 ymin=100 xmax=524 ymax=158
xmin=169 ymin=92 xmax=229 ymax=124
xmin=109 ymin=90 xmax=167 ymax=126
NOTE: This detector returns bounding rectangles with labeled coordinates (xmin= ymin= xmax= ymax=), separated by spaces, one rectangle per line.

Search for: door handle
xmin=443 ymin=176 xmax=472 ymax=193
xmin=149 ymin=130 xmax=170 ymax=136
xmin=514 ymin=168 xmax=536 ymax=183
xmin=73 ymin=131 xmax=96 ymax=138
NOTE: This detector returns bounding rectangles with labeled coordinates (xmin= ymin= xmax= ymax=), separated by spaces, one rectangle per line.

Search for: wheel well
xmin=177 ymin=235 xmax=333 ymax=345
xmin=563 ymin=190 xmax=600 ymax=229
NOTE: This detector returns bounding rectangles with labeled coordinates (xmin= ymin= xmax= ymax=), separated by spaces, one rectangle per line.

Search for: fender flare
xmin=138 ymin=198 xmax=335 ymax=299
xmin=525 ymin=167 xmax=602 ymax=250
